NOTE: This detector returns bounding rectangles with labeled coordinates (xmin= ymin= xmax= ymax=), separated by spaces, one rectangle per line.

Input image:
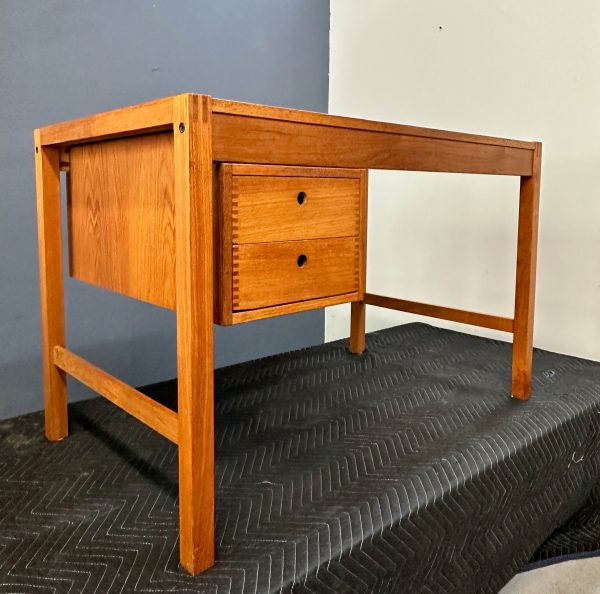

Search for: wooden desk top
xmin=37 ymin=94 xmax=538 ymax=176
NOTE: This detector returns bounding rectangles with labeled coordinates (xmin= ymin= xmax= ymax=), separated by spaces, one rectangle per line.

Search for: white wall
xmin=327 ymin=0 xmax=600 ymax=361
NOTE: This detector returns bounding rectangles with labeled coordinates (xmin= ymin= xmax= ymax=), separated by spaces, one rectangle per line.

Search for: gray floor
xmin=501 ymin=557 xmax=600 ymax=593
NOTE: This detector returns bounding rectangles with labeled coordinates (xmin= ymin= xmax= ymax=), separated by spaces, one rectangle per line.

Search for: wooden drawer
xmin=215 ymin=164 xmax=367 ymax=324
xmin=233 ymin=237 xmax=359 ymax=310
xmin=232 ymin=175 xmax=359 ymax=243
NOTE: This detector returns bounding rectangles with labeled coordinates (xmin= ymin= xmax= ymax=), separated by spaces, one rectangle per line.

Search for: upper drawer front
xmin=232 ymin=175 xmax=360 ymax=243
xmin=233 ymin=237 xmax=358 ymax=311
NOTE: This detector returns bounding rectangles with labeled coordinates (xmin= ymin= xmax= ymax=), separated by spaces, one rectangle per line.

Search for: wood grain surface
xmin=511 ymin=142 xmax=542 ymax=400
xmin=68 ymin=133 xmax=176 ymax=309
xmin=34 ymin=132 xmax=68 ymax=440
xmin=365 ymin=293 xmax=514 ymax=333
xmin=233 ymin=237 xmax=359 ymax=310
xmin=173 ymin=94 xmax=215 ymax=574
xmin=211 ymin=98 xmax=536 ymax=150
xmin=40 ymin=97 xmax=173 ymax=146
xmin=53 ymin=346 xmax=178 ymax=444
xmin=232 ymin=175 xmax=359 ymax=243
xmin=349 ymin=170 xmax=369 ymax=354
xmin=213 ymin=113 xmax=534 ymax=176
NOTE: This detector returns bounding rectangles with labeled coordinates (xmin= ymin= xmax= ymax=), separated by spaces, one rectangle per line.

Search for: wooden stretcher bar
xmin=53 ymin=346 xmax=179 ymax=444
xmin=364 ymin=294 xmax=514 ymax=333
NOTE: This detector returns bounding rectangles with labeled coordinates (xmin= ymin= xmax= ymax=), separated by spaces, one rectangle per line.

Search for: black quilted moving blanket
xmin=1 ymin=323 xmax=600 ymax=593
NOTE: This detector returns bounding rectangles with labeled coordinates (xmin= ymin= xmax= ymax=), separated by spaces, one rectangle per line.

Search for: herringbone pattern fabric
xmin=1 ymin=323 xmax=600 ymax=594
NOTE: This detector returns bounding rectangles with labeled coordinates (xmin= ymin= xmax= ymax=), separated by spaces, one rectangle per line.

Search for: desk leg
xmin=512 ymin=142 xmax=542 ymax=400
xmin=174 ymin=95 xmax=215 ymax=574
xmin=350 ymin=302 xmax=366 ymax=353
xmin=34 ymin=133 xmax=68 ymax=441
xmin=350 ymin=170 xmax=368 ymax=354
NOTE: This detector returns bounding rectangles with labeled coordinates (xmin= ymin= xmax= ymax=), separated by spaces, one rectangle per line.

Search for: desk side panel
xmin=68 ymin=133 xmax=176 ymax=309
xmin=213 ymin=114 xmax=534 ymax=176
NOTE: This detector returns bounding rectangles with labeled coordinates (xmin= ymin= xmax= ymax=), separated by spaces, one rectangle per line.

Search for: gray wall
xmin=0 ymin=0 xmax=330 ymax=420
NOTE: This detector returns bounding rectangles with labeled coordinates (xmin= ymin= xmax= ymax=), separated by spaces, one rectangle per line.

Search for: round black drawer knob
xmin=297 ymin=191 xmax=306 ymax=205
xmin=297 ymin=254 xmax=308 ymax=268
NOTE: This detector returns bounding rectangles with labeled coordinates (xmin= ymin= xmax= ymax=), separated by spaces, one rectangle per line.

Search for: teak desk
xmin=34 ymin=94 xmax=541 ymax=575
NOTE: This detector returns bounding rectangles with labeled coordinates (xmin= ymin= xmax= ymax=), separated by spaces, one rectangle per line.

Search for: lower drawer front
xmin=233 ymin=237 xmax=358 ymax=311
